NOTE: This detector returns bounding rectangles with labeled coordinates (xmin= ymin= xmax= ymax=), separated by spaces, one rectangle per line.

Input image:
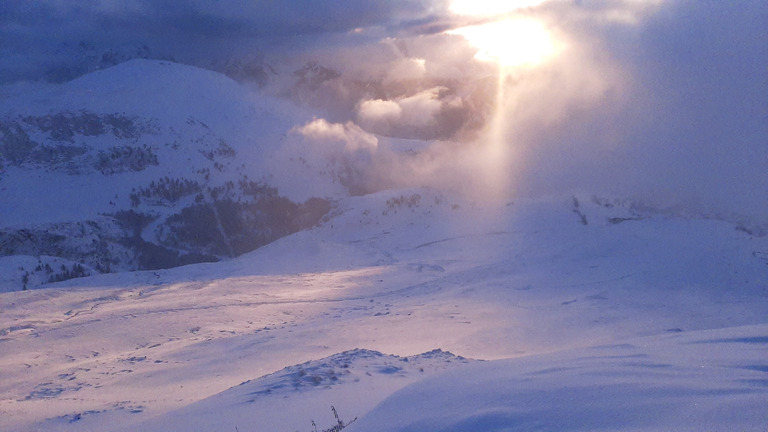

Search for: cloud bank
xmin=505 ymin=0 xmax=768 ymax=218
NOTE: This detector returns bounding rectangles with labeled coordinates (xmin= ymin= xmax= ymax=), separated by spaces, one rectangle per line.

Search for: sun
xmin=447 ymin=0 xmax=556 ymax=68
xmin=448 ymin=17 xmax=555 ymax=67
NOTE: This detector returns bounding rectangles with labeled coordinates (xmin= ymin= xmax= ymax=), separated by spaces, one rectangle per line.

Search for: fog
xmin=2 ymin=0 xmax=766 ymax=219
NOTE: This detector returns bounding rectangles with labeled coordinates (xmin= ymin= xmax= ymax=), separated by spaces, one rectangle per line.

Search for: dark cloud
xmin=0 ymin=0 xmax=452 ymax=83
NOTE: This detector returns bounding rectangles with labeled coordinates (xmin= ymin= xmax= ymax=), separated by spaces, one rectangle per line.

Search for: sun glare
xmin=449 ymin=18 xmax=554 ymax=67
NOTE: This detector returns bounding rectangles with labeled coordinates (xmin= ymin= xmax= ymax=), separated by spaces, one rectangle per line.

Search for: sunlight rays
xmin=446 ymin=0 xmax=563 ymax=200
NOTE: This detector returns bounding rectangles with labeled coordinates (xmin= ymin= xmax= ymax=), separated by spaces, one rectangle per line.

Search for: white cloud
xmin=294 ymin=118 xmax=378 ymax=152
xmin=384 ymin=57 xmax=427 ymax=84
xmin=398 ymin=87 xmax=445 ymax=127
xmin=358 ymin=99 xmax=403 ymax=124
xmin=357 ymin=87 xmax=448 ymax=133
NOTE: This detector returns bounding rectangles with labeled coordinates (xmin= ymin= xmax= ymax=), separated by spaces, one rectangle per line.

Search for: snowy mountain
xmin=0 ymin=59 xmax=343 ymax=291
xmin=1 ymin=59 xmax=767 ymax=432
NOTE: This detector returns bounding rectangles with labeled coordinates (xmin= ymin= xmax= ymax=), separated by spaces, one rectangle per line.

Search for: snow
xmin=2 ymin=187 xmax=767 ymax=431
xmin=353 ymin=324 xmax=768 ymax=432
xmin=1 ymin=61 xmax=767 ymax=431
xmin=123 ymin=349 xmax=475 ymax=432
xmin=0 ymin=59 xmax=320 ymax=229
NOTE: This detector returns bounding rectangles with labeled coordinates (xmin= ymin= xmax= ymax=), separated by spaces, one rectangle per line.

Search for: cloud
xmin=624 ymin=0 xmax=767 ymax=217
xmin=398 ymin=87 xmax=446 ymax=126
xmin=358 ymin=99 xmax=403 ymax=124
xmin=481 ymin=0 xmax=768 ymax=218
xmin=384 ymin=57 xmax=427 ymax=83
xmin=0 ymin=0 xmax=453 ymax=84
xmin=294 ymin=118 xmax=378 ymax=152
xmin=314 ymin=0 xmax=765 ymax=219
xmin=356 ymin=86 xmax=470 ymax=140
xmin=267 ymin=118 xmax=382 ymax=198
xmin=281 ymin=116 xmax=498 ymax=199
xmin=358 ymin=87 xmax=443 ymax=127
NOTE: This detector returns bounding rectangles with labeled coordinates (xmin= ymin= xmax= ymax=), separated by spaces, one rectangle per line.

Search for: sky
xmin=1 ymin=0 xmax=766 ymax=219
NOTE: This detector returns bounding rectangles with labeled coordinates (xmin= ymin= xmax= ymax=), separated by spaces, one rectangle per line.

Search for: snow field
xmin=1 ymin=190 xmax=766 ymax=431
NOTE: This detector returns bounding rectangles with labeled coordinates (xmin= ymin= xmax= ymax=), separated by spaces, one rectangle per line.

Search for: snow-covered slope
xmin=1 ymin=190 xmax=766 ymax=431
xmin=353 ymin=324 xmax=768 ymax=432
xmin=0 ymin=60 xmax=343 ymax=290
xmin=125 ymin=348 xmax=474 ymax=432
